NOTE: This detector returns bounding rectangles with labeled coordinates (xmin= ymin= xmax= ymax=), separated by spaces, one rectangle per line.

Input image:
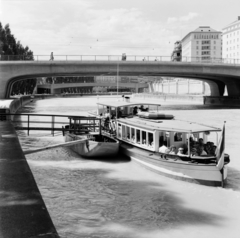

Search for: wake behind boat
xmin=89 ymin=97 xmax=230 ymax=187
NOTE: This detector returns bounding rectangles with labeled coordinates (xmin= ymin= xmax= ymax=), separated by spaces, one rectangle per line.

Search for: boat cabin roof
xmin=97 ymin=101 xmax=161 ymax=108
xmin=117 ymin=117 xmax=221 ymax=133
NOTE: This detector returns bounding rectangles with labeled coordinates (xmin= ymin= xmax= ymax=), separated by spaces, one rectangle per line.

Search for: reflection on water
xmin=17 ymin=97 xmax=240 ymax=238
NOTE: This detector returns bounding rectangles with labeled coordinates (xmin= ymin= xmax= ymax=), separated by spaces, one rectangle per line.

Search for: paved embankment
xmin=0 ymin=121 xmax=59 ymax=238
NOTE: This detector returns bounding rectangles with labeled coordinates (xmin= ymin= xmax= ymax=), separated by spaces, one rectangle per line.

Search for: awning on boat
xmin=117 ymin=118 xmax=221 ymax=133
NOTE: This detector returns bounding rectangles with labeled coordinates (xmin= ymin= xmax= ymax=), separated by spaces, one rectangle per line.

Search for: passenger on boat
xmin=199 ymin=145 xmax=207 ymax=156
xmin=133 ymin=106 xmax=138 ymax=115
xmin=169 ymin=146 xmax=177 ymax=154
xmin=117 ymin=108 xmax=122 ymax=118
xmin=139 ymin=105 xmax=145 ymax=111
xmin=159 ymin=141 xmax=169 ymax=153
xmin=177 ymin=148 xmax=189 ymax=157
xmin=198 ymin=138 xmax=204 ymax=145
xmin=174 ymin=133 xmax=182 ymax=142
xmin=179 ymin=142 xmax=188 ymax=154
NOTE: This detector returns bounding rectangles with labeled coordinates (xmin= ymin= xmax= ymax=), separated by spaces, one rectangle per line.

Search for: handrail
xmin=0 ymin=113 xmax=101 ymax=136
xmin=0 ymin=55 xmax=240 ymax=65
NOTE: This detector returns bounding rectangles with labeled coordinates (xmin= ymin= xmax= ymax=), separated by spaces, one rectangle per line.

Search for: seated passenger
xmin=169 ymin=146 xmax=177 ymax=155
xmin=159 ymin=141 xmax=169 ymax=153
xmin=133 ymin=106 xmax=138 ymax=115
xmin=198 ymin=138 xmax=204 ymax=146
xmin=199 ymin=145 xmax=207 ymax=156
xmin=191 ymin=148 xmax=199 ymax=156
xmin=139 ymin=105 xmax=144 ymax=111
xmin=179 ymin=142 xmax=188 ymax=154
xmin=177 ymin=147 xmax=189 ymax=157
xmin=117 ymin=109 xmax=122 ymax=118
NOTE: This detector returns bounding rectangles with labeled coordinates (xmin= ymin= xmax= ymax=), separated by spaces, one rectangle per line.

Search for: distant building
xmin=222 ymin=16 xmax=240 ymax=62
xmin=171 ymin=41 xmax=182 ymax=61
xmin=181 ymin=26 xmax=222 ymax=62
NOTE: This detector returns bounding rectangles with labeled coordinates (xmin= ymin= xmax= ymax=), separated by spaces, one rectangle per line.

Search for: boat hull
xmin=120 ymin=142 xmax=227 ymax=187
xmin=65 ymin=134 xmax=119 ymax=158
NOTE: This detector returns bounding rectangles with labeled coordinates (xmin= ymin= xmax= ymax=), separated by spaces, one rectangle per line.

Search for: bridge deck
xmin=0 ymin=121 xmax=59 ymax=237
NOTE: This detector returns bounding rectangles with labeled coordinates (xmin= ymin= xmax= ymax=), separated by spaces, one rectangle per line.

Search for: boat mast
xmin=188 ymin=132 xmax=191 ymax=156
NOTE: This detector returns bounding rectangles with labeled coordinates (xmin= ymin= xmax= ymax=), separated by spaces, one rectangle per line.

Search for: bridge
xmin=1 ymin=56 xmax=240 ymax=99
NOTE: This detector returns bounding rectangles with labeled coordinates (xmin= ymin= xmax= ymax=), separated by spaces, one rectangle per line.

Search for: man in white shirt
xmin=159 ymin=142 xmax=169 ymax=153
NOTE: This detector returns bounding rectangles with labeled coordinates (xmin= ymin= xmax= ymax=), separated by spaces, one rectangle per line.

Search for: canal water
xmin=17 ymin=96 xmax=240 ymax=238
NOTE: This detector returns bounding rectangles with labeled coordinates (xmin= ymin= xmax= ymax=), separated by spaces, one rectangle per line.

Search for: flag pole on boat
xmin=216 ymin=121 xmax=226 ymax=188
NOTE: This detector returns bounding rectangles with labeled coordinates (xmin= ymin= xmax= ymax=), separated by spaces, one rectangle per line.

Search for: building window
xmin=202 ymin=40 xmax=210 ymax=45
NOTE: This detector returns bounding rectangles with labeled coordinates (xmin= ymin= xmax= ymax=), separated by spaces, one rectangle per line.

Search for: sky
xmin=1 ymin=0 xmax=240 ymax=57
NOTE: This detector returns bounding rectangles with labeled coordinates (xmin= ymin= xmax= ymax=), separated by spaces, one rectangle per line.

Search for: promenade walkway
xmin=0 ymin=121 xmax=59 ymax=238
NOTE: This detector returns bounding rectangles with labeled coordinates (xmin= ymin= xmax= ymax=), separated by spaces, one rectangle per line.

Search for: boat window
xmin=142 ymin=131 xmax=147 ymax=145
xmin=148 ymin=132 xmax=154 ymax=147
xmin=174 ymin=132 xmax=183 ymax=142
xmin=122 ymin=125 xmax=126 ymax=139
xmin=131 ymin=128 xmax=135 ymax=143
xmin=126 ymin=126 xmax=130 ymax=140
xmin=136 ymin=129 xmax=141 ymax=144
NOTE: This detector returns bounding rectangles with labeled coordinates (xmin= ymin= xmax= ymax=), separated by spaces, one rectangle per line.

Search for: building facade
xmin=222 ymin=16 xmax=240 ymax=62
xmin=181 ymin=26 xmax=222 ymax=62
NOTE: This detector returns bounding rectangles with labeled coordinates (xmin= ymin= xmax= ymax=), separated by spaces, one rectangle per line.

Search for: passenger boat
xmin=64 ymin=116 xmax=119 ymax=158
xmin=89 ymin=97 xmax=230 ymax=187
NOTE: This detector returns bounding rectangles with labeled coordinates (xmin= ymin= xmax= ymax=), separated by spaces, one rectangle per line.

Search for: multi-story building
xmin=181 ymin=26 xmax=222 ymax=62
xmin=222 ymin=16 xmax=240 ymax=62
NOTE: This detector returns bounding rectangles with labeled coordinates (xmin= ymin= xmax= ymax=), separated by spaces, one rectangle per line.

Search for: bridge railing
xmin=0 ymin=55 xmax=240 ymax=65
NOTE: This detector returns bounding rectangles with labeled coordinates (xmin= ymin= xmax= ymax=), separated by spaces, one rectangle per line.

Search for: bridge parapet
xmin=1 ymin=55 xmax=240 ymax=65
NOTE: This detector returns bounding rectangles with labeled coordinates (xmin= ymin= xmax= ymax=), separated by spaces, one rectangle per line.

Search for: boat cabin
xmin=91 ymin=100 xmax=222 ymax=161
xmin=117 ymin=117 xmax=221 ymax=160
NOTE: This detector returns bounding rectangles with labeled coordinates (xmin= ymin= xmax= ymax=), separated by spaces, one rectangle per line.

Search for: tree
xmin=0 ymin=22 xmax=34 ymax=60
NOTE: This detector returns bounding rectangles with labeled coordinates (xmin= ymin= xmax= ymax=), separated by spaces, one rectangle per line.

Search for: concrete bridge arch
xmin=1 ymin=61 xmax=240 ymax=99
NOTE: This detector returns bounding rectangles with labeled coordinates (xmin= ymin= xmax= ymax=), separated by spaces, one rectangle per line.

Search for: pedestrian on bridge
xmin=49 ymin=52 xmax=54 ymax=61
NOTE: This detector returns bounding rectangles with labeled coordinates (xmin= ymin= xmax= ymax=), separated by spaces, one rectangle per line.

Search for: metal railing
xmin=0 ymin=113 xmax=101 ymax=136
xmin=1 ymin=54 xmax=240 ymax=65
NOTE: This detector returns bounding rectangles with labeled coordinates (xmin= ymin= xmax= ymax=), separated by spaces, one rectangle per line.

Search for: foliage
xmin=0 ymin=22 xmax=34 ymax=60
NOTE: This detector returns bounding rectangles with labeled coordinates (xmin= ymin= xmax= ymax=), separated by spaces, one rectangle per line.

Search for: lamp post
xmin=117 ymin=60 xmax=119 ymax=95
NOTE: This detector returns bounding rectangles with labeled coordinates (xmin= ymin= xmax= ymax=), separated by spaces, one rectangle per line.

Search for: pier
xmin=0 ymin=111 xmax=101 ymax=237
xmin=0 ymin=121 xmax=59 ymax=237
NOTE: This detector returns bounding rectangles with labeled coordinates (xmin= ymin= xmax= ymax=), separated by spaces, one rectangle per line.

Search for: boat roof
xmin=117 ymin=117 xmax=221 ymax=133
xmin=97 ymin=101 xmax=161 ymax=108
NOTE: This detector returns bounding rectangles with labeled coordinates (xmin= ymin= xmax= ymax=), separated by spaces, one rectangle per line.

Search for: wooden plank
xmin=24 ymin=139 xmax=88 ymax=155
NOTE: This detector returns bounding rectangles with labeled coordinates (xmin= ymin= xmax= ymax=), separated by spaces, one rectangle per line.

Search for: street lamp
xmin=117 ymin=60 xmax=119 ymax=95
